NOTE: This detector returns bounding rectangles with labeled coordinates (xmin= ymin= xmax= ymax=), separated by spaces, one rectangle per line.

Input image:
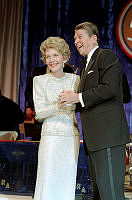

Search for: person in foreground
xmin=0 ymin=89 xmax=24 ymax=140
xmin=59 ymin=22 xmax=130 ymax=200
xmin=33 ymin=36 xmax=80 ymax=200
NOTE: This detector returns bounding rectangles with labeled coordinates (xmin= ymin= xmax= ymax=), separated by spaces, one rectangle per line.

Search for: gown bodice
xmin=33 ymin=73 xmax=80 ymax=136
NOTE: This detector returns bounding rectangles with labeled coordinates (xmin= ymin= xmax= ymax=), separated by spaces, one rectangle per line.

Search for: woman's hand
xmin=59 ymin=90 xmax=79 ymax=105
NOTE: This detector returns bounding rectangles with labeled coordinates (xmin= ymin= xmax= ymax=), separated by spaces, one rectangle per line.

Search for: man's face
xmin=74 ymin=29 xmax=97 ymax=57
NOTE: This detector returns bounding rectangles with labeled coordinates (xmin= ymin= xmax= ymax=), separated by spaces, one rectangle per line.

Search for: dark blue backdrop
xmin=19 ymin=0 xmax=132 ymax=134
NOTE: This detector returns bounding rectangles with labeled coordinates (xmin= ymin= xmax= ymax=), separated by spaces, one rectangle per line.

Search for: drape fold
xmin=0 ymin=0 xmax=23 ymax=102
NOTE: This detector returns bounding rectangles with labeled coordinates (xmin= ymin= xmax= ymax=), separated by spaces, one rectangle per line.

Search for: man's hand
xmin=59 ymin=90 xmax=79 ymax=105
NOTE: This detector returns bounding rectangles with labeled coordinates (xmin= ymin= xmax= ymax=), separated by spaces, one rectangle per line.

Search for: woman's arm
xmin=33 ymin=76 xmax=60 ymax=122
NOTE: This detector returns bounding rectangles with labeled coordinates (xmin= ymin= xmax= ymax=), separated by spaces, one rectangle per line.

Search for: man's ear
xmin=92 ymin=34 xmax=97 ymax=41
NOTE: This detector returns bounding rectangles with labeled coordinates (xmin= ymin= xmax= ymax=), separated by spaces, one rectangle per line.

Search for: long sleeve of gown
xmin=33 ymin=76 xmax=59 ymax=122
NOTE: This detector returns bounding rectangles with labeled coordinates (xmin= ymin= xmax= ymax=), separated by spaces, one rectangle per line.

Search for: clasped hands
xmin=59 ymin=90 xmax=79 ymax=107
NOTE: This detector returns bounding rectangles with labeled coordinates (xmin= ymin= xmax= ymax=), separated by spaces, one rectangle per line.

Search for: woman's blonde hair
xmin=40 ymin=37 xmax=70 ymax=63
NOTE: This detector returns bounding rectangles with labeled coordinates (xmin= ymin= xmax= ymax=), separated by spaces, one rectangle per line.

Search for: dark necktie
xmin=78 ymin=56 xmax=87 ymax=92
xmin=81 ymin=56 xmax=87 ymax=77
xmin=81 ymin=56 xmax=87 ymax=67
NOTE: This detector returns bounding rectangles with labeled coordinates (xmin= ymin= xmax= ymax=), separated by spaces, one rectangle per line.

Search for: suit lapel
xmin=78 ymin=57 xmax=86 ymax=92
xmin=79 ymin=47 xmax=101 ymax=92
xmin=78 ymin=59 xmax=95 ymax=92
xmin=86 ymin=47 xmax=101 ymax=73
xmin=80 ymin=56 xmax=87 ymax=77
xmin=85 ymin=59 xmax=95 ymax=74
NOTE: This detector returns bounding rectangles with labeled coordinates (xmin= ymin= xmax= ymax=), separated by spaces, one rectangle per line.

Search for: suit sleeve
xmin=82 ymin=49 xmax=123 ymax=108
xmin=122 ymin=73 xmax=131 ymax=103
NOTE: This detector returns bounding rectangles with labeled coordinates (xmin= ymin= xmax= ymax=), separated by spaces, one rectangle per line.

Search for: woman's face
xmin=45 ymin=48 xmax=64 ymax=75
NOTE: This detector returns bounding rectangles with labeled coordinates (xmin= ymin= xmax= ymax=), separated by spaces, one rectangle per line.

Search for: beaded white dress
xmin=33 ymin=73 xmax=80 ymax=200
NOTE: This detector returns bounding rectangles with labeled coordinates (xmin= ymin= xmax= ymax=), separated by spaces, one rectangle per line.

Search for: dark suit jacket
xmin=0 ymin=96 xmax=24 ymax=131
xmin=122 ymin=73 xmax=131 ymax=103
xmin=79 ymin=47 xmax=130 ymax=152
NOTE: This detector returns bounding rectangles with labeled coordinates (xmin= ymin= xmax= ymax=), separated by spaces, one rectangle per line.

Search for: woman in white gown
xmin=33 ymin=37 xmax=80 ymax=200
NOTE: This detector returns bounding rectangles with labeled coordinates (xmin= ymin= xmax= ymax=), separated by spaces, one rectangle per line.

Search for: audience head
xmin=25 ymin=106 xmax=34 ymax=121
xmin=32 ymin=66 xmax=47 ymax=78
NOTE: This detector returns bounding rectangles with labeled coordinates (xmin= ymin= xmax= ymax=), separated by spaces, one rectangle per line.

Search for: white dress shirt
xmin=79 ymin=46 xmax=99 ymax=107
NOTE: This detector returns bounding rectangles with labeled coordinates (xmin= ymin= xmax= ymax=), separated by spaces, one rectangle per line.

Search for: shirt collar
xmin=87 ymin=46 xmax=99 ymax=61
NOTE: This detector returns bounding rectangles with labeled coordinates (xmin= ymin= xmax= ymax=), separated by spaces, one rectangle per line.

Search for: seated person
xmin=0 ymin=89 xmax=24 ymax=140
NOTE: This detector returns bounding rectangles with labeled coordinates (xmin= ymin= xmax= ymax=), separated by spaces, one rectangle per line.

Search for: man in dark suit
xmin=59 ymin=22 xmax=130 ymax=200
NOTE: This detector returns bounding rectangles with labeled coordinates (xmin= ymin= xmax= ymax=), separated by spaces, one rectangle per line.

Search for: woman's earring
xmin=62 ymin=61 xmax=65 ymax=68
xmin=46 ymin=66 xmax=51 ymax=74
xmin=63 ymin=60 xmax=66 ymax=68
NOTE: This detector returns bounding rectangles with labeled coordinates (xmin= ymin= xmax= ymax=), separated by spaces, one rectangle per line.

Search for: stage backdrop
xmin=19 ymin=0 xmax=132 ymax=135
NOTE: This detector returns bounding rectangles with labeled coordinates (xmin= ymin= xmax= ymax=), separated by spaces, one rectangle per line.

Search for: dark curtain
xmin=19 ymin=0 xmax=132 ymax=133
